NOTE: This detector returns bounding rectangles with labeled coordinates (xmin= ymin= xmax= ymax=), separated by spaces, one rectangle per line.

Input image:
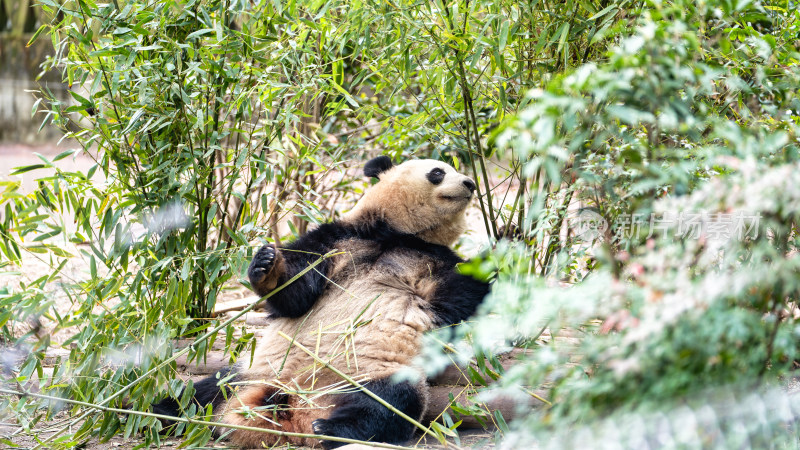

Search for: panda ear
xmin=364 ymin=155 xmax=393 ymax=179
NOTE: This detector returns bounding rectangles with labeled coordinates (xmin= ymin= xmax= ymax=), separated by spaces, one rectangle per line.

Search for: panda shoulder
xmin=285 ymin=219 xmax=464 ymax=267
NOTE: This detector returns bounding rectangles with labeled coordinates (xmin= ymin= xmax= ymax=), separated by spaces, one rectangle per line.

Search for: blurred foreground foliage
xmin=445 ymin=0 xmax=800 ymax=447
xmin=0 ymin=0 xmax=798 ymax=447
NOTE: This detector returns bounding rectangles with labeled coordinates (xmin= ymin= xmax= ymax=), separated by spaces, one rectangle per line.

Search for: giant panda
xmin=154 ymin=156 xmax=490 ymax=448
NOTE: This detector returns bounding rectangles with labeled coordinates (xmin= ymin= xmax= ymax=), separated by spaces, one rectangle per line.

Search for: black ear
xmin=364 ymin=155 xmax=393 ymax=179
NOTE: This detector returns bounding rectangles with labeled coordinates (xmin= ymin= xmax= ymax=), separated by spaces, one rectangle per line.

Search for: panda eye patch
xmin=427 ymin=168 xmax=446 ymax=185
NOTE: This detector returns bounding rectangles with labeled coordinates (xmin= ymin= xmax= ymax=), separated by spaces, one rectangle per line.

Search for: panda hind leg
xmin=312 ymin=378 xmax=426 ymax=450
xmin=151 ymin=368 xmax=235 ymax=428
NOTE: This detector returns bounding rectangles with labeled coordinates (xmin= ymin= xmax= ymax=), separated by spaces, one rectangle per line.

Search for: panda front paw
xmin=248 ymin=244 xmax=284 ymax=296
xmin=249 ymin=244 xmax=277 ymax=283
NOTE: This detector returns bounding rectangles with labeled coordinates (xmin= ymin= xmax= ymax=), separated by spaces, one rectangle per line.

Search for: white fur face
xmin=390 ymin=160 xmax=476 ymax=216
xmin=343 ymin=159 xmax=477 ymax=246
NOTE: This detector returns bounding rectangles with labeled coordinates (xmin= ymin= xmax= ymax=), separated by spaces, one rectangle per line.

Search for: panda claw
xmin=312 ymin=419 xmax=326 ymax=435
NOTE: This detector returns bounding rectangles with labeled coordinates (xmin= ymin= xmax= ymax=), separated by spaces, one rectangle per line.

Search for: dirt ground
xmin=0 ymin=143 xmax=502 ymax=449
xmin=0 ymin=142 xmax=96 ymax=193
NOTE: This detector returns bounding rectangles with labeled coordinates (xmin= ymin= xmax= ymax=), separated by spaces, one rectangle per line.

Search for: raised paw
xmin=247 ymin=244 xmax=285 ymax=296
xmin=248 ymin=244 xmax=277 ymax=283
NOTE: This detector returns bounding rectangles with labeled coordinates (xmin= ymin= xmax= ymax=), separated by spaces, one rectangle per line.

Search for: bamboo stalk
xmin=11 ymin=0 xmax=31 ymax=37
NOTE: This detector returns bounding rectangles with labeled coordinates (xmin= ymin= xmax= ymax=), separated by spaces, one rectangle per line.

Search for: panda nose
xmin=463 ymin=179 xmax=476 ymax=193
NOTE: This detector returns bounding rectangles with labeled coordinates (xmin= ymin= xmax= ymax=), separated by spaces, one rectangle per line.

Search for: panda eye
xmin=427 ymin=168 xmax=446 ymax=185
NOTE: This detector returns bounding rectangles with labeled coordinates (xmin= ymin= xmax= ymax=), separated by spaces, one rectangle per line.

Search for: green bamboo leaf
xmin=68 ymin=90 xmax=92 ymax=108
xmin=11 ymin=164 xmax=47 ymax=175
xmin=186 ymin=28 xmax=215 ymax=40
xmin=32 ymin=229 xmax=61 ymax=242
xmin=332 ymin=59 xmax=344 ymax=85
xmin=46 ymin=245 xmax=74 ymax=258
xmin=329 ymin=79 xmax=358 ymax=107
xmin=556 ymin=23 xmax=570 ymax=55
xmin=498 ymin=19 xmax=510 ymax=51
xmin=25 ymin=245 xmax=48 ymax=254
xmin=430 ymin=421 xmax=457 ymax=438
xmin=181 ymin=257 xmax=191 ymax=280
xmin=588 ymin=4 xmax=617 ymax=20
xmin=30 ymin=98 xmax=43 ymax=118
xmin=27 ymin=24 xmax=49 ymax=47
xmin=122 ymin=108 xmax=146 ymax=134
xmin=494 ymin=410 xmax=509 ymax=433
xmin=34 ymin=153 xmax=55 ymax=166
xmin=102 ymin=208 xmax=114 ymax=239
xmin=53 ymin=149 xmax=79 ymax=162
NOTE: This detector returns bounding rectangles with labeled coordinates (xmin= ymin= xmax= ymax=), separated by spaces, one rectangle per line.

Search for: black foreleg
xmin=247 ymin=225 xmax=343 ymax=318
xmin=430 ymin=269 xmax=490 ymax=327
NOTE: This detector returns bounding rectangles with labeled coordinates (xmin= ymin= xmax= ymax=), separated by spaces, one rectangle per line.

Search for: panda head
xmin=343 ymin=156 xmax=477 ymax=246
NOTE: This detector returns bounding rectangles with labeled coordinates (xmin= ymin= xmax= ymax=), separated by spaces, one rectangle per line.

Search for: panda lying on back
xmin=154 ymin=156 xmax=489 ymax=448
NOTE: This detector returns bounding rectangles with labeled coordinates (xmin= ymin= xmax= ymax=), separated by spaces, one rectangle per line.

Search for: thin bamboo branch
xmin=440 ymin=4 xmax=498 ymax=239
xmin=459 ymin=64 xmax=499 ymax=238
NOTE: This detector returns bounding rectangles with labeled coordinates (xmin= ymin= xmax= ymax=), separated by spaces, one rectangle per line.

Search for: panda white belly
xmin=243 ymin=243 xmax=438 ymax=386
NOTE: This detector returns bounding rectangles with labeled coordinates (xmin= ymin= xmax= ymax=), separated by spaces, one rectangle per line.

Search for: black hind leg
xmin=312 ymin=378 xmax=425 ymax=449
xmin=152 ymin=368 xmax=235 ymax=421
